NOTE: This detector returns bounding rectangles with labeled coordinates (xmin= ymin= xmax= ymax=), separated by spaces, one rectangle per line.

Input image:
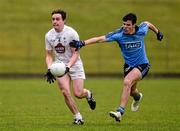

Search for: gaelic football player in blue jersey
xmin=69 ymin=13 xmax=163 ymax=122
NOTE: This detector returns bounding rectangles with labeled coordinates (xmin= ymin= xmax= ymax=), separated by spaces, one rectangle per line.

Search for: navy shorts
xmin=124 ymin=63 xmax=150 ymax=79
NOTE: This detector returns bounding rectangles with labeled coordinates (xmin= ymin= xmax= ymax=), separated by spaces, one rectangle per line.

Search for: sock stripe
xmin=117 ymin=106 xmax=125 ymax=115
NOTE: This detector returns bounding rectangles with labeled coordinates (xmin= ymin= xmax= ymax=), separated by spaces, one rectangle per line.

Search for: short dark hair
xmin=122 ymin=13 xmax=137 ymax=24
xmin=51 ymin=9 xmax=66 ymax=20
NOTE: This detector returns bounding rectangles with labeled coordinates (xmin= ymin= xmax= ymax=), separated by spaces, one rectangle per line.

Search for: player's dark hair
xmin=51 ymin=9 xmax=66 ymax=20
xmin=123 ymin=13 xmax=137 ymax=24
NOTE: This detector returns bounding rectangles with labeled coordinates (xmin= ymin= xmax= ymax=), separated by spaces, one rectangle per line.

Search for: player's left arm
xmin=58 ymin=48 xmax=79 ymax=75
xmin=144 ymin=21 xmax=163 ymax=41
xmin=67 ymin=48 xmax=80 ymax=68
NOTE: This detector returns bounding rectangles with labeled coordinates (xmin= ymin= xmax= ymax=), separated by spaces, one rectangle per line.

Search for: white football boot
xmin=131 ymin=93 xmax=143 ymax=112
xmin=73 ymin=118 xmax=84 ymax=125
xmin=109 ymin=111 xmax=121 ymax=122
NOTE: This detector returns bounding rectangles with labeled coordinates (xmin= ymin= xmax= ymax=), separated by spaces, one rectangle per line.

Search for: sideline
xmin=0 ymin=73 xmax=180 ymax=79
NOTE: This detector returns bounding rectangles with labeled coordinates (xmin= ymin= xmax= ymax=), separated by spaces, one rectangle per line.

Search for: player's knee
xmin=74 ymin=91 xmax=83 ymax=99
xmin=123 ymin=79 xmax=131 ymax=88
xmin=62 ymin=89 xmax=71 ymax=98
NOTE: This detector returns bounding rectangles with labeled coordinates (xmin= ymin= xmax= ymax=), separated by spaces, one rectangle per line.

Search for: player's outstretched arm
xmin=84 ymin=35 xmax=107 ymax=45
xmin=69 ymin=35 xmax=106 ymax=50
xmin=144 ymin=21 xmax=163 ymax=41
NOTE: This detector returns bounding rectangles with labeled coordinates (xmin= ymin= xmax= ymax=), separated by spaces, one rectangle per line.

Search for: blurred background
xmin=0 ymin=0 xmax=180 ymax=77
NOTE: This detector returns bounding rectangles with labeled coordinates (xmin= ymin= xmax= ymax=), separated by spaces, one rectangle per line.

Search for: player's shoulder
xmin=45 ymin=28 xmax=55 ymax=38
xmin=64 ymin=25 xmax=77 ymax=33
xmin=113 ymin=27 xmax=123 ymax=34
xmin=64 ymin=25 xmax=79 ymax=39
xmin=136 ymin=22 xmax=149 ymax=34
xmin=138 ymin=22 xmax=148 ymax=29
xmin=106 ymin=27 xmax=123 ymax=37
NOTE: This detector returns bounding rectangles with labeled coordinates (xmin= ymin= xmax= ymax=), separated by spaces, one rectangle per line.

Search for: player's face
xmin=123 ymin=20 xmax=135 ymax=34
xmin=52 ymin=14 xmax=65 ymax=32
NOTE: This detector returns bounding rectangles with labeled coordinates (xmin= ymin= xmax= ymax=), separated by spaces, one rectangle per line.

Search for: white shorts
xmin=68 ymin=64 xmax=86 ymax=80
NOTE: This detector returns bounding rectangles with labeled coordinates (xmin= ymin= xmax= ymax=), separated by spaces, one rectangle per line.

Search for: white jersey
xmin=45 ymin=25 xmax=83 ymax=66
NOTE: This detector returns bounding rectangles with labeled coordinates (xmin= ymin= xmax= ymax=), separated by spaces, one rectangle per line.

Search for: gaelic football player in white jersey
xmin=44 ymin=9 xmax=96 ymax=125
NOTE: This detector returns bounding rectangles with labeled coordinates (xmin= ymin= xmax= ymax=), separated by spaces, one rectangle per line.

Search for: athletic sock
xmin=86 ymin=90 xmax=91 ymax=99
xmin=74 ymin=112 xmax=82 ymax=120
xmin=117 ymin=106 xmax=125 ymax=115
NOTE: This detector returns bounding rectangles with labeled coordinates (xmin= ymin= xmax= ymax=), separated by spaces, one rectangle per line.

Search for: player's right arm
xmin=45 ymin=50 xmax=54 ymax=69
xmin=69 ymin=35 xmax=107 ymax=50
xmin=143 ymin=21 xmax=163 ymax=41
xmin=84 ymin=35 xmax=107 ymax=45
xmin=44 ymin=33 xmax=56 ymax=84
xmin=45 ymin=50 xmax=56 ymax=84
xmin=45 ymin=33 xmax=54 ymax=68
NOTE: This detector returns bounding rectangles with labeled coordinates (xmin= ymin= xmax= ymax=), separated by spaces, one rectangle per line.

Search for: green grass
xmin=0 ymin=78 xmax=179 ymax=130
xmin=0 ymin=0 xmax=180 ymax=74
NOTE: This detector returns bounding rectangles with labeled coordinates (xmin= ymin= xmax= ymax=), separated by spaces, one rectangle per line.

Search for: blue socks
xmin=117 ymin=106 xmax=125 ymax=115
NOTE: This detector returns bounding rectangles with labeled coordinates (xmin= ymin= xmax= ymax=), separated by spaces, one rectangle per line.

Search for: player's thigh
xmin=124 ymin=68 xmax=142 ymax=86
xmin=57 ymin=75 xmax=71 ymax=92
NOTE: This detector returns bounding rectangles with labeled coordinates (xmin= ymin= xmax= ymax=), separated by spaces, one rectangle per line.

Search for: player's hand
xmin=156 ymin=31 xmax=163 ymax=41
xmin=44 ymin=69 xmax=56 ymax=84
xmin=57 ymin=67 xmax=70 ymax=77
xmin=69 ymin=40 xmax=85 ymax=51
xmin=65 ymin=67 xmax=70 ymax=74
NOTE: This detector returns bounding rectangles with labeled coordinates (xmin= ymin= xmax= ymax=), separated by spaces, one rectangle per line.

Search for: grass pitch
xmin=0 ymin=78 xmax=179 ymax=131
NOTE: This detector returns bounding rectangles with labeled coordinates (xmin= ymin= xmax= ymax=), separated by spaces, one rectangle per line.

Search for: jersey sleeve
xmin=45 ymin=34 xmax=53 ymax=50
xmin=105 ymin=28 xmax=122 ymax=42
xmin=69 ymin=28 xmax=80 ymax=41
xmin=138 ymin=22 xmax=149 ymax=36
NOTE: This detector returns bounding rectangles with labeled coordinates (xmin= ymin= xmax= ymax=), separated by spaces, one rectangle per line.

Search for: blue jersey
xmin=105 ymin=22 xmax=149 ymax=67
